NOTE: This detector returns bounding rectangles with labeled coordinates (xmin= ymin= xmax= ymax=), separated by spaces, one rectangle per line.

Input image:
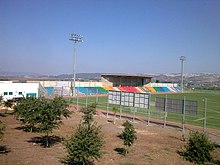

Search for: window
xmin=19 ymin=92 xmax=22 ymax=95
xmin=4 ymin=92 xmax=8 ymax=95
xmin=9 ymin=92 xmax=13 ymax=95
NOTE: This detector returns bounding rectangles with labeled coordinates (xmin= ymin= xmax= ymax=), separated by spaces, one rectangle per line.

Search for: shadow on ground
xmin=0 ymin=145 xmax=11 ymax=154
xmin=15 ymin=125 xmax=41 ymax=133
xmin=114 ymin=147 xmax=126 ymax=156
xmin=27 ymin=135 xmax=63 ymax=148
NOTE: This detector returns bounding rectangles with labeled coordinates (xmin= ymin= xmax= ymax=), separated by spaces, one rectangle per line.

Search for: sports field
xmin=66 ymin=92 xmax=220 ymax=130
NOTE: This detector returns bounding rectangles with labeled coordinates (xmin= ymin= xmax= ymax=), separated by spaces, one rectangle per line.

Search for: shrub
xmin=80 ymin=103 xmax=97 ymax=125
xmin=64 ymin=104 xmax=104 ymax=165
xmin=120 ymin=121 xmax=137 ymax=156
xmin=64 ymin=123 xmax=104 ymax=165
xmin=182 ymin=131 xmax=214 ymax=164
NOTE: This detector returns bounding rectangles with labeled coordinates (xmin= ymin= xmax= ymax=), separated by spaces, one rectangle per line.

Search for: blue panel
xmin=174 ymin=87 xmax=181 ymax=92
xmin=162 ymin=87 xmax=171 ymax=92
xmin=44 ymin=87 xmax=54 ymax=96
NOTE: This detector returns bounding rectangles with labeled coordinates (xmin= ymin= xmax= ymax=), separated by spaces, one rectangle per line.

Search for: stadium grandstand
xmin=0 ymin=74 xmax=181 ymax=98
xmin=32 ymin=74 xmax=181 ymax=96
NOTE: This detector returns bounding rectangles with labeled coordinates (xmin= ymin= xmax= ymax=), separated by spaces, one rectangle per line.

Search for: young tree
xmin=64 ymin=123 xmax=104 ymax=165
xmin=112 ymin=107 xmax=118 ymax=125
xmin=37 ymin=97 xmax=71 ymax=147
xmin=0 ymin=120 xmax=5 ymax=152
xmin=64 ymin=103 xmax=104 ymax=165
xmin=14 ymin=96 xmax=71 ymax=147
xmin=0 ymin=120 xmax=5 ymax=142
xmin=80 ymin=103 xmax=97 ymax=125
xmin=4 ymin=100 xmax=13 ymax=114
xmin=0 ymin=95 xmax=3 ymax=104
xmin=182 ymin=131 xmax=214 ymax=164
xmin=14 ymin=97 xmax=40 ymax=131
xmin=121 ymin=121 xmax=137 ymax=156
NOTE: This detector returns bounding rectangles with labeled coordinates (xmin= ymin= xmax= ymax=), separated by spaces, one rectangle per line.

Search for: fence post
xmin=164 ymin=95 xmax=167 ymax=128
xmin=203 ymin=98 xmax=207 ymax=132
xmin=106 ymin=103 xmax=109 ymax=118
xmin=182 ymin=96 xmax=186 ymax=139
xmin=120 ymin=105 xmax=122 ymax=119
xmin=96 ymin=89 xmax=98 ymax=103
xmin=147 ymin=94 xmax=151 ymax=125
xmin=61 ymin=86 xmax=64 ymax=96
xmin=86 ymin=89 xmax=88 ymax=107
xmin=77 ymin=93 xmax=79 ymax=111
xmin=132 ymin=108 xmax=136 ymax=122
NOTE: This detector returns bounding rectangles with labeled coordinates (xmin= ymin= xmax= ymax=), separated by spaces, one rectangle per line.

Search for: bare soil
xmin=0 ymin=106 xmax=219 ymax=165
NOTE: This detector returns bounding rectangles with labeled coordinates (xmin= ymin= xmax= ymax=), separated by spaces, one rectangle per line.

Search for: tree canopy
xmin=14 ymin=96 xmax=71 ymax=147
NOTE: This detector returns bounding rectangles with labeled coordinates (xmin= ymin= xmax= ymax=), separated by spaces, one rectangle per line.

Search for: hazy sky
xmin=0 ymin=0 xmax=220 ymax=75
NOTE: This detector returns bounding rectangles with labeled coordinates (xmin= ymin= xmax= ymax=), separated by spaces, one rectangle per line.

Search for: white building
xmin=0 ymin=82 xmax=45 ymax=101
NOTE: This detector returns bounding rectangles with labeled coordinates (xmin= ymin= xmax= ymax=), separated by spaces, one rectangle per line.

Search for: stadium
xmin=0 ymin=73 xmax=219 ymax=131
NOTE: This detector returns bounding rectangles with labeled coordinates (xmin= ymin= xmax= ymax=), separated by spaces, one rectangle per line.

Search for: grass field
xmin=66 ymin=92 xmax=220 ymax=130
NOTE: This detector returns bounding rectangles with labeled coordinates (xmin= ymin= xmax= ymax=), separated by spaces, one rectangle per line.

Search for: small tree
xmin=14 ymin=96 xmax=71 ymax=147
xmin=64 ymin=103 xmax=104 ymax=164
xmin=0 ymin=120 xmax=5 ymax=142
xmin=182 ymin=131 xmax=214 ymax=164
xmin=64 ymin=123 xmax=104 ymax=165
xmin=35 ymin=97 xmax=71 ymax=147
xmin=121 ymin=121 xmax=137 ymax=156
xmin=0 ymin=120 xmax=5 ymax=151
xmin=112 ymin=107 xmax=118 ymax=125
xmin=14 ymin=97 xmax=40 ymax=132
xmin=4 ymin=100 xmax=13 ymax=114
xmin=80 ymin=103 xmax=97 ymax=125
xmin=0 ymin=95 xmax=3 ymax=104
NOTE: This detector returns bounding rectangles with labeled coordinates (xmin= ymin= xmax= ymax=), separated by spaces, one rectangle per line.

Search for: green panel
xmin=26 ymin=93 xmax=37 ymax=97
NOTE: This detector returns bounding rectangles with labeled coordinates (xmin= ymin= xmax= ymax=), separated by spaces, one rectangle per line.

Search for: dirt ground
xmin=0 ymin=106 xmax=219 ymax=165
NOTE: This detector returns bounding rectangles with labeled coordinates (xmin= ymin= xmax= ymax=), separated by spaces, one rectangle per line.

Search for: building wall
xmin=28 ymin=80 xmax=103 ymax=87
xmin=0 ymin=83 xmax=40 ymax=101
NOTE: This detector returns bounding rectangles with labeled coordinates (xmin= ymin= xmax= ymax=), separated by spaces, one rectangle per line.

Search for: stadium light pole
xmin=180 ymin=56 xmax=186 ymax=93
xmin=69 ymin=34 xmax=83 ymax=96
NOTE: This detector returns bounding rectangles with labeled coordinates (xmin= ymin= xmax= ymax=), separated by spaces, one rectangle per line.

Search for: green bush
xmin=120 ymin=121 xmax=137 ymax=156
xmin=64 ymin=104 xmax=104 ymax=165
xmin=182 ymin=131 xmax=214 ymax=164
xmin=64 ymin=123 xmax=104 ymax=165
xmin=0 ymin=120 xmax=5 ymax=141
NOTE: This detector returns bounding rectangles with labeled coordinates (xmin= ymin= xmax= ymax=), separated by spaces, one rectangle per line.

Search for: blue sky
xmin=0 ymin=0 xmax=220 ymax=75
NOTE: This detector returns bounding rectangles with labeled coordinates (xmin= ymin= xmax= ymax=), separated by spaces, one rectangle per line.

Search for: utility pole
xmin=69 ymin=34 xmax=83 ymax=96
xmin=180 ymin=56 xmax=186 ymax=93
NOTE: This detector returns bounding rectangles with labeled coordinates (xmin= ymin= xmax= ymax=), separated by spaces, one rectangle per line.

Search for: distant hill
xmin=0 ymin=72 xmax=219 ymax=86
xmin=152 ymin=73 xmax=220 ymax=86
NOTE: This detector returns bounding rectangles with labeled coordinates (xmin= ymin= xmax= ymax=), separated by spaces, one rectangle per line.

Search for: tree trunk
xmin=46 ymin=132 xmax=49 ymax=147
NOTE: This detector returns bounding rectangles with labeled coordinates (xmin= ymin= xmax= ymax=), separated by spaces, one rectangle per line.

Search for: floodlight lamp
xmin=69 ymin=33 xmax=83 ymax=43
xmin=180 ymin=56 xmax=186 ymax=61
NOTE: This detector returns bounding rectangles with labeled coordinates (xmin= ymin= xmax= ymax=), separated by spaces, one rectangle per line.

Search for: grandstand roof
xmin=101 ymin=74 xmax=153 ymax=78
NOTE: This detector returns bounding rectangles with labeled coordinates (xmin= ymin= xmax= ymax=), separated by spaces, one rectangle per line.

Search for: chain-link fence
xmin=66 ymin=93 xmax=220 ymax=133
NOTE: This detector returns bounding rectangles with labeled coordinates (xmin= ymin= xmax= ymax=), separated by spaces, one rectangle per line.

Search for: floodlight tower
xmin=69 ymin=34 xmax=83 ymax=96
xmin=180 ymin=56 xmax=186 ymax=93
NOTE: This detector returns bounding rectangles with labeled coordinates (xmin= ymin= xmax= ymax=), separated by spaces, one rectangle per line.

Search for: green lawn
xmin=66 ymin=92 xmax=220 ymax=130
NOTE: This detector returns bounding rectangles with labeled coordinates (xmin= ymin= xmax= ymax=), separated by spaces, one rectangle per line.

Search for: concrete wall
xmin=146 ymin=82 xmax=178 ymax=87
xmin=27 ymin=80 xmax=103 ymax=87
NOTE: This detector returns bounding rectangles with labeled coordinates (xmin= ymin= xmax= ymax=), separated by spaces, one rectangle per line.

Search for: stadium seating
xmin=136 ymin=87 xmax=147 ymax=93
xmin=174 ymin=86 xmax=181 ymax=92
xmin=44 ymin=87 xmax=54 ymax=96
xmin=75 ymin=87 xmax=108 ymax=95
xmin=162 ymin=87 xmax=171 ymax=92
xmin=118 ymin=86 xmax=140 ymax=93
xmin=146 ymin=86 xmax=156 ymax=93
xmin=45 ymin=85 xmax=181 ymax=95
xmin=103 ymin=86 xmax=114 ymax=91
